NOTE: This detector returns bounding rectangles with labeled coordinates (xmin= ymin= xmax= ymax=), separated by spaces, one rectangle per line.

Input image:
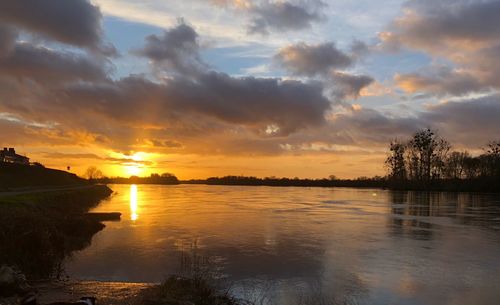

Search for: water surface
xmin=66 ymin=184 xmax=500 ymax=305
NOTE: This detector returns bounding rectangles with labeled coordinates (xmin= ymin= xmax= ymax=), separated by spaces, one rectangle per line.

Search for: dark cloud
xmin=0 ymin=43 xmax=109 ymax=85
xmin=327 ymin=108 xmax=421 ymax=145
xmin=421 ymin=95 xmax=500 ymax=146
xmin=395 ymin=0 xmax=500 ymax=47
xmin=382 ymin=0 xmax=500 ymax=96
xmin=324 ymin=94 xmax=500 ymax=149
xmin=248 ymin=1 xmax=325 ymax=35
xmin=0 ymin=0 xmax=116 ymax=56
xmin=0 ymin=25 xmax=17 ymax=56
xmin=0 ymin=0 xmax=107 ymax=52
xmin=275 ymin=42 xmax=352 ymax=77
xmin=350 ymin=40 xmax=370 ymax=59
xmin=395 ymin=66 xmax=484 ymax=97
xmin=266 ymin=94 xmax=499 ymax=155
xmin=0 ymin=66 xmax=332 ymax=156
xmin=134 ymin=22 xmax=207 ymax=76
xmin=149 ymin=139 xmax=184 ymax=149
xmin=330 ymin=72 xmax=374 ymax=99
xmin=54 ymin=73 xmax=331 ymax=136
xmin=274 ymin=41 xmax=373 ymax=103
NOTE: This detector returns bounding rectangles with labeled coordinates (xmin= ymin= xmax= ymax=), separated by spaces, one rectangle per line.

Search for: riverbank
xmin=1 ymin=277 xmax=241 ymax=305
xmin=0 ymin=163 xmax=88 ymax=191
xmin=0 ymin=280 xmax=153 ymax=305
xmin=0 ymin=185 xmax=113 ymax=283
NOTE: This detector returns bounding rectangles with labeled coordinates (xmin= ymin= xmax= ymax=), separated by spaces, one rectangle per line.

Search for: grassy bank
xmin=0 ymin=185 xmax=113 ymax=280
xmin=0 ymin=163 xmax=87 ymax=191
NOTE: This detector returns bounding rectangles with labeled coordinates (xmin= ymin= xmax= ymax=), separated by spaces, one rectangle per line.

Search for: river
xmin=66 ymin=184 xmax=500 ymax=305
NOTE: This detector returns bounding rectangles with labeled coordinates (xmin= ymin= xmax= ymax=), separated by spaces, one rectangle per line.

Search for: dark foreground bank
xmin=0 ymin=185 xmax=113 ymax=283
xmin=0 ymin=163 xmax=88 ymax=191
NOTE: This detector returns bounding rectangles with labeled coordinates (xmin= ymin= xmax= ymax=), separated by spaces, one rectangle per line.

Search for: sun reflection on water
xmin=130 ymin=184 xmax=138 ymax=221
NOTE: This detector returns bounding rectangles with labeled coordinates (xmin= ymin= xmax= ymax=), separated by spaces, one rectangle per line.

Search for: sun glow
xmin=123 ymin=152 xmax=148 ymax=177
xmin=130 ymin=184 xmax=139 ymax=221
xmin=125 ymin=165 xmax=142 ymax=176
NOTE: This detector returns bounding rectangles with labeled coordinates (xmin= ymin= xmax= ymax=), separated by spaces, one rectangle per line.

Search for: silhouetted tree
xmin=386 ymin=140 xmax=407 ymax=180
xmin=462 ymin=155 xmax=480 ymax=179
xmin=484 ymin=140 xmax=500 ymax=177
xmin=84 ymin=166 xmax=103 ymax=180
xmin=444 ymin=151 xmax=470 ymax=179
xmin=406 ymin=129 xmax=450 ymax=181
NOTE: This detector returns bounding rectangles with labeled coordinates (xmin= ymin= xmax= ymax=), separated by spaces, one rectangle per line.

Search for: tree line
xmin=386 ymin=128 xmax=500 ymax=187
xmin=96 ymin=172 xmax=180 ymax=185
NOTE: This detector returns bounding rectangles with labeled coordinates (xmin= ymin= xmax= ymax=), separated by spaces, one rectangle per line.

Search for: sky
xmin=0 ymin=0 xmax=499 ymax=179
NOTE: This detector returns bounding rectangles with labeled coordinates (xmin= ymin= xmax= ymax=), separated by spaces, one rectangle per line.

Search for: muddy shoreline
xmin=1 ymin=280 xmax=154 ymax=305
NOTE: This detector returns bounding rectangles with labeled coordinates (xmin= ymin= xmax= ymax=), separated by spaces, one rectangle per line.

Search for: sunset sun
xmin=124 ymin=164 xmax=142 ymax=177
xmin=122 ymin=152 xmax=147 ymax=177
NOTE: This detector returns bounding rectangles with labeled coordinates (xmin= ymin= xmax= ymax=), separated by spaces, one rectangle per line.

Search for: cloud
xmin=41 ymin=152 xmax=154 ymax=166
xmin=0 ymin=20 xmax=333 ymax=154
xmin=349 ymin=40 xmax=370 ymax=59
xmin=53 ymin=73 xmax=331 ymax=136
xmin=0 ymin=25 xmax=17 ymax=56
xmin=275 ymin=42 xmax=352 ymax=76
xmin=0 ymin=23 xmax=329 ymax=143
xmin=0 ymin=0 xmax=115 ymax=54
xmin=134 ymin=21 xmax=207 ymax=76
xmin=248 ymin=1 xmax=325 ymax=35
xmin=381 ymin=0 xmax=500 ymax=96
xmin=0 ymin=43 xmax=109 ymax=85
xmin=421 ymin=94 xmax=500 ymax=146
xmin=384 ymin=0 xmax=500 ymax=51
xmin=328 ymin=94 xmax=500 ymax=148
xmin=206 ymin=0 xmax=326 ymax=34
xmin=330 ymin=72 xmax=374 ymax=99
xmin=394 ymin=65 xmax=485 ymax=97
xmin=274 ymin=41 xmax=373 ymax=102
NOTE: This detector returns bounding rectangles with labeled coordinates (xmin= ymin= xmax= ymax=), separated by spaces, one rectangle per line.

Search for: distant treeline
xmin=182 ymin=129 xmax=500 ymax=192
xmin=385 ymin=128 xmax=500 ymax=192
xmin=97 ymin=172 xmax=180 ymax=185
xmin=182 ymin=175 xmax=499 ymax=192
xmin=183 ymin=176 xmax=386 ymax=188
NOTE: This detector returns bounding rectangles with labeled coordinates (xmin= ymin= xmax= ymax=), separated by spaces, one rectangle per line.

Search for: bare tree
xmin=405 ymin=129 xmax=450 ymax=181
xmin=484 ymin=140 xmax=500 ymax=177
xmin=444 ymin=151 xmax=470 ymax=179
xmin=84 ymin=166 xmax=103 ymax=180
xmin=386 ymin=140 xmax=406 ymax=180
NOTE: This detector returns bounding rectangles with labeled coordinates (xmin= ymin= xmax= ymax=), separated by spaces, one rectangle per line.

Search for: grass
xmin=139 ymin=276 xmax=240 ymax=305
xmin=0 ymin=185 xmax=113 ymax=280
xmin=0 ymin=163 xmax=87 ymax=189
